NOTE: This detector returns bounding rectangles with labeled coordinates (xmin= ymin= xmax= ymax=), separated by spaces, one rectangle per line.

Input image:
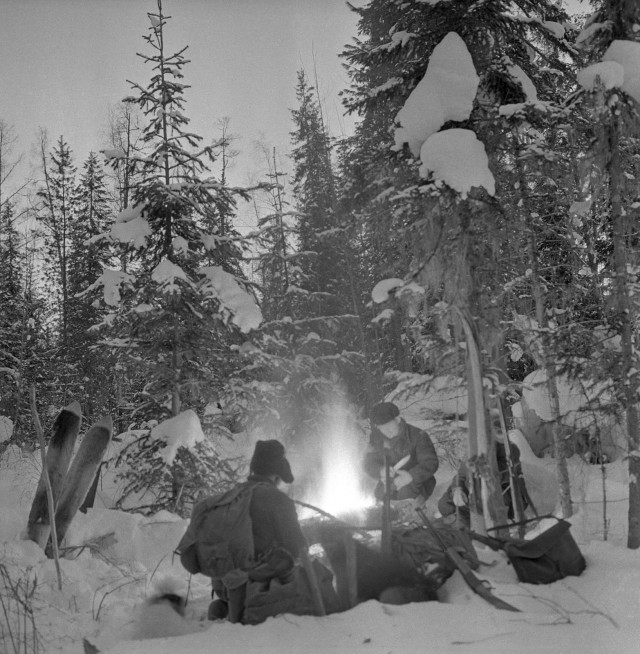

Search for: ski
xmin=27 ymin=401 xmax=83 ymax=549
xmin=51 ymin=416 xmax=113 ymax=551
xmin=416 ymin=508 xmax=520 ymax=612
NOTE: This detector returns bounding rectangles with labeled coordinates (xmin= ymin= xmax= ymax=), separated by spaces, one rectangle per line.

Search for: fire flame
xmin=298 ymin=412 xmax=375 ymax=519
xmin=314 ymin=454 xmax=374 ymax=516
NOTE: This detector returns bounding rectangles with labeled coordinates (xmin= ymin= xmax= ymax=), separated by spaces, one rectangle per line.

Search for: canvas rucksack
xmin=176 ymin=481 xmax=268 ymax=579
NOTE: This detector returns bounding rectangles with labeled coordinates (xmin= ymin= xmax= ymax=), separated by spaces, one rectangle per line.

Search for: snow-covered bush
xmin=112 ymin=412 xmax=243 ymax=517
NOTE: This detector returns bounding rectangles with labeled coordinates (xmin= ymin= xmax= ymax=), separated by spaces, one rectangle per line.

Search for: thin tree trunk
xmin=527 ymin=226 xmax=573 ymax=518
xmin=609 ymin=116 xmax=640 ymax=548
xmin=515 ymin=132 xmax=573 ymax=518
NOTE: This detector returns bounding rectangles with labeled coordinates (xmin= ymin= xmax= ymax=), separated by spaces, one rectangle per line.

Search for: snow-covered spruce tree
xmin=231 ymin=70 xmax=365 ymax=493
xmin=34 ymin=133 xmax=86 ymax=415
xmin=0 ymin=202 xmax=48 ymax=450
xmin=94 ymin=1 xmax=261 ymax=516
xmin=570 ymin=0 xmax=640 ymax=547
xmin=36 ymin=134 xmax=77 ymax=351
xmin=67 ymin=152 xmax=117 ymax=423
xmin=340 ymin=0 xmax=576 ymax=528
xmin=0 ymin=201 xmax=23 ymax=430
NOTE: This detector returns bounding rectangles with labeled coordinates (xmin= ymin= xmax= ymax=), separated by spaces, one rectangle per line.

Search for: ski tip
xmin=92 ymin=415 xmax=114 ymax=433
xmin=64 ymin=400 xmax=83 ymax=417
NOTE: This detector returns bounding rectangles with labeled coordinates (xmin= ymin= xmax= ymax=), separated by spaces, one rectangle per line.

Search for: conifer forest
xmin=3 ymin=0 xmax=640 ymax=550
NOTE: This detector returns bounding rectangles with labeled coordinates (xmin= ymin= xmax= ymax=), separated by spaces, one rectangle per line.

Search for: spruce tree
xmin=68 ymin=152 xmax=116 ymax=421
xmin=96 ymin=0 xmax=260 ymax=515
xmin=36 ymin=134 xmax=77 ymax=351
xmin=340 ymin=0 xmax=577 ymax=528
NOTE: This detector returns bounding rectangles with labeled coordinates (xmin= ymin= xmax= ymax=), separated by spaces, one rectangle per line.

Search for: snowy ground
xmin=1 ymin=437 xmax=640 ymax=654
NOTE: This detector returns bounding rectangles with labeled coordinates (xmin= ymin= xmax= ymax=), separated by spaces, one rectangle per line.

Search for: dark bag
xmin=243 ymin=559 xmax=338 ymax=625
xmin=489 ymin=517 xmax=586 ymax=585
xmin=176 ymin=482 xmax=268 ymax=578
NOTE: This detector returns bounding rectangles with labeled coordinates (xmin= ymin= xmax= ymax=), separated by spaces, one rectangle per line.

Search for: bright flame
xmin=299 ymin=410 xmax=374 ymax=519
xmin=317 ymin=454 xmax=374 ymax=516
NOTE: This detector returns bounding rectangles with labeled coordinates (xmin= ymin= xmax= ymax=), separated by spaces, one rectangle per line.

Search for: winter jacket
xmin=363 ymin=419 xmax=439 ymax=500
xmin=247 ymin=474 xmax=307 ymax=559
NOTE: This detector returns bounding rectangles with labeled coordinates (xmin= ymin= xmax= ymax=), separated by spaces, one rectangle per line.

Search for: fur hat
xmin=369 ymin=402 xmax=400 ymax=426
xmin=250 ymin=440 xmax=294 ymax=483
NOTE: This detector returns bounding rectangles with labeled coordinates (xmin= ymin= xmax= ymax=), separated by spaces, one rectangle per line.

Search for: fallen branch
xmin=30 ymin=385 xmax=62 ymax=591
xmin=293 ymin=500 xmax=371 ymax=538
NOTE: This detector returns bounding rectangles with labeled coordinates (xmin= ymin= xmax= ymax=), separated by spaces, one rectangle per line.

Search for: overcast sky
xmin=0 ymin=0 xmax=589 ymax=207
xmin=0 ymin=0 xmax=359 ymax=197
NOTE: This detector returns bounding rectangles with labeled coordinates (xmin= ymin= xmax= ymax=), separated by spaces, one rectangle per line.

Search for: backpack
xmin=486 ymin=516 xmax=586 ymax=585
xmin=176 ymin=481 xmax=267 ymax=579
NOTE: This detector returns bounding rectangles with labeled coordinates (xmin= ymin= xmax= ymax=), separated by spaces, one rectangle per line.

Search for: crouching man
xmin=363 ymin=402 xmax=439 ymax=504
xmin=209 ymin=439 xmax=309 ymax=622
xmin=177 ymin=439 xmax=336 ymax=624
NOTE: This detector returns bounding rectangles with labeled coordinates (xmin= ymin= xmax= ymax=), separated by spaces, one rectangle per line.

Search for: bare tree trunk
xmin=526 ymin=225 xmax=573 ymax=518
xmin=514 ymin=132 xmax=573 ymax=517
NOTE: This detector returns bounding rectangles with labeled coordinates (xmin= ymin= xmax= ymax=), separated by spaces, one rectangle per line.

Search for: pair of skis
xmin=27 ymin=401 xmax=113 ymax=554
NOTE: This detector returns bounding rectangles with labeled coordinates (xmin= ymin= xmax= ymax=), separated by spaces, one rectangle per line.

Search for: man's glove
xmin=393 ymin=470 xmax=413 ymax=490
xmin=452 ymin=487 xmax=468 ymax=507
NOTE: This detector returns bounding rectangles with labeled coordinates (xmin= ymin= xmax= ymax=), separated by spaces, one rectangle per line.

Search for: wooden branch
xmin=293 ymin=499 xmax=370 ymax=538
xmin=30 ymin=385 xmax=62 ymax=591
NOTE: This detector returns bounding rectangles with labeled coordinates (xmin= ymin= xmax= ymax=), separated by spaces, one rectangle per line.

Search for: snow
xmin=578 ymin=61 xmax=625 ymax=93
xmin=114 ymin=204 xmax=144 ymax=224
xmin=578 ymin=39 xmax=640 ymax=105
xmin=575 ymin=22 xmax=607 ymax=46
xmin=150 ymin=409 xmax=206 ymax=465
xmin=87 ymin=268 xmax=135 ymax=307
xmin=371 ymin=277 xmax=404 ymax=303
xmin=110 ymin=216 xmax=152 ymax=249
xmin=541 ymin=21 xmax=565 ymax=40
xmin=419 ymin=129 xmax=496 ymax=198
xmin=602 ymin=40 xmax=640 ymax=103
xmin=0 ymin=415 xmax=13 ymax=443
xmin=3 ymin=433 xmax=640 ymax=654
xmin=151 ymin=258 xmax=190 ymax=293
xmin=199 ymin=265 xmax=262 ymax=332
xmin=172 ymin=235 xmax=189 ymax=255
xmin=102 ymin=148 xmax=126 ymax=161
xmin=508 ymin=63 xmax=538 ymax=101
xmin=394 ymin=32 xmax=479 ymax=156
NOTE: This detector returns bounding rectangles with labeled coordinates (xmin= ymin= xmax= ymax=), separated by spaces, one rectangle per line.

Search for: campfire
xmin=295 ymin=410 xmax=375 ymax=523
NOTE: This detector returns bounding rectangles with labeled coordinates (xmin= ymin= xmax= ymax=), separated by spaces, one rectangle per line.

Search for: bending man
xmin=363 ymin=402 xmax=439 ymax=503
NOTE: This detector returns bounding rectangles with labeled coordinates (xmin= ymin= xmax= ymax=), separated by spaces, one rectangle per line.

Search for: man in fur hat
xmin=208 ymin=439 xmax=308 ymax=621
xmin=246 ymin=439 xmax=307 ymax=562
xmin=363 ymin=402 xmax=439 ymax=503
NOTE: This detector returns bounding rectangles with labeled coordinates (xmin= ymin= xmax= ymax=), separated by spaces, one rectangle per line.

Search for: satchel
xmin=486 ymin=516 xmax=586 ymax=585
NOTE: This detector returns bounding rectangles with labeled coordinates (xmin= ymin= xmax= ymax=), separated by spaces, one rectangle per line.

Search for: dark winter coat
xmin=363 ymin=420 xmax=439 ymax=501
xmin=247 ymin=474 xmax=307 ymax=559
